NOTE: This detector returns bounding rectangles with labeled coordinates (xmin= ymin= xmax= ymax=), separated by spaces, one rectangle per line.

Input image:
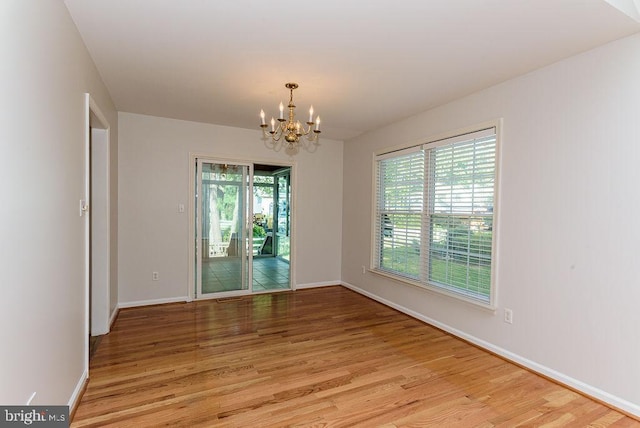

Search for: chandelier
xmin=259 ymin=82 xmax=321 ymax=148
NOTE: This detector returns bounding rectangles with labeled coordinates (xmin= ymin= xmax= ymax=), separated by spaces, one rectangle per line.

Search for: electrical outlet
xmin=504 ymin=308 xmax=513 ymax=324
xmin=152 ymin=272 xmax=159 ymax=281
xmin=361 ymin=265 xmax=366 ymax=274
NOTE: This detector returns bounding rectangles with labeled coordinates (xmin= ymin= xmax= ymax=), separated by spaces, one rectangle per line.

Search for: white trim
xmin=247 ymin=165 xmax=254 ymax=292
xmin=375 ymin=145 xmax=423 ymax=161
xmin=376 ymin=127 xmax=496 ymax=158
xmin=421 ymin=126 xmax=496 ymax=150
xmin=373 ymin=119 xmax=500 ymax=158
xmin=68 ymin=369 xmax=88 ymax=409
xmin=490 ymin=119 xmax=503 ymax=307
xmin=83 ymin=94 xmax=90 ymax=397
xmin=109 ymin=306 xmax=119 ymax=328
xmin=188 ymin=155 xmax=196 ymax=301
xmin=91 ymin=326 xmax=109 ymax=336
xmin=118 ymin=296 xmax=189 ymax=309
xmin=83 ymin=93 xmax=112 ymax=384
xmin=88 ymin=96 xmax=109 ymax=129
xmin=283 ymin=167 xmax=296 ymax=293
xmin=340 ymin=281 xmax=640 ymax=418
xmin=371 ymin=118 xmax=502 ymax=308
xmin=194 ymin=158 xmax=204 ymax=298
xmin=370 ymin=151 xmax=379 ymax=271
xmin=251 ymin=288 xmax=293 ymax=295
xmin=294 ymin=281 xmax=340 ymax=289
xmin=369 ymin=268 xmax=497 ymax=312
xmin=193 ymin=158 xmax=254 ymax=299
xmin=196 ymin=289 xmax=248 ymax=301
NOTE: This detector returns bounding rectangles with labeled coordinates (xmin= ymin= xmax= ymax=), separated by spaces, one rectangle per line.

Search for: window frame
xmin=370 ymin=120 xmax=501 ymax=310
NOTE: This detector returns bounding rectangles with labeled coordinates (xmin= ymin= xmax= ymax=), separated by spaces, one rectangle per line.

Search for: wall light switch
xmin=178 ymin=204 xmax=185 ymax=213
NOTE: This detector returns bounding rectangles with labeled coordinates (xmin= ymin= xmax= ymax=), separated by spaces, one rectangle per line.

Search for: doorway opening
xmin=84 ymin=94 xmax=111 ymax=364
xmin=252 ymin=165 xmax=291 ymax=292
xmin=193 ymin=159 xmax=292 ymax=299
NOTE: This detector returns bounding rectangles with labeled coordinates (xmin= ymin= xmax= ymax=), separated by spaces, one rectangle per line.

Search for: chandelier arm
xmin=275 ymin=122 xmax=288 ymax=141
xmin=263 ymin=123 xmax=286 ymax=142
xmin=271 ymin=128 xmax=284 ymax=142
xmin=299 ymin=123 xmax=312 ymax=136
xmin=305 ymin=131 xmax=319 ymax=142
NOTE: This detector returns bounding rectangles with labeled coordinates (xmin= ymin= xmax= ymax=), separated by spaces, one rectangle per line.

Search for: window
xmin=373 ymin=126 xmax=498 ymax=306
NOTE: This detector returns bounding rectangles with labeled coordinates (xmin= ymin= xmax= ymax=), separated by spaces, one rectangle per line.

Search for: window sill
xmin=369 ymin=268 xmax=497 ymax=312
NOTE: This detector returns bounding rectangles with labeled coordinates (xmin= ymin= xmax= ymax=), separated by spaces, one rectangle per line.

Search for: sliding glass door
xmin=193 ymin=160 xmax=292 ymax=299
xmin=195 ymin=160 xmax=252 ymax=298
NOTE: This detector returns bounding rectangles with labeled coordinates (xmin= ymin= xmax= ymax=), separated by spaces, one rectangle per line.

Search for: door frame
xmin=188 ymin=153 xmax=296 ymax=300
xmin=273 ymin=168 xmax=292 ymax=263
xmin=83 ymin=93 xmax=111 ymax=368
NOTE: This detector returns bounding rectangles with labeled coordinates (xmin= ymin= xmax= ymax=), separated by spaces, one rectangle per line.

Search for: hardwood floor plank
xmin=71 ymin=287 xmax=639 ymax=427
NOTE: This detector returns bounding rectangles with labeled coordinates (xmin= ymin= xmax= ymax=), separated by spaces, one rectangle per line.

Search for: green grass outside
xmin=381 ymin=246 xmax=491 ymax=298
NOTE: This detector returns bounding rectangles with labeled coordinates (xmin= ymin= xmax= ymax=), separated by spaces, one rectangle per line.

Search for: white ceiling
xmin=64 ymin=0 xmax=640 ymax=141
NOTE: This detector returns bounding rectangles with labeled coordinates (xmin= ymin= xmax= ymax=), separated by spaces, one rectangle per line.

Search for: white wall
xmin=118 ymin=113 xmax=343 ymax=305
xmin=342 ymin=33 xmax=640 ymax=415
xmin=0 ymin=1 xmax=117 ymax=406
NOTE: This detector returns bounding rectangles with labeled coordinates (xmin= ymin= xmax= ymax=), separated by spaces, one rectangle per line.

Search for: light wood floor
xmin=72 ymin=286 xmax=639 ymax=427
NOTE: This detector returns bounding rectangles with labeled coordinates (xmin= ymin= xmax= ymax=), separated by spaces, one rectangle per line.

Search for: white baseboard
xmin=109 ymin=306 xmax=119 ymax=329
xmin=118 ymin=296 xmax=189 ymax=309
xmin=340 ymin=281 xmax=640 ymax=418
xmin=91 ymin=326 xmax=109 ymax=336
xmin=88 ymin=306 xmax=120 ymax=337
xmin=68 ymin=369 xmax=88 ymax=410
xmin=294 ymin=281 xmax=341 ymax=290
xmin=118 ymin=286 xmax=341 ymax=308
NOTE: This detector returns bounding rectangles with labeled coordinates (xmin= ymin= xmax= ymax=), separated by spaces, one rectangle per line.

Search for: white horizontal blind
xmin=426 ymin=133 xmax=495 ymax=302
xmin=375 ymin=149 xmax=424 ymax=280
xmin=374 ymin=127 xmax=497 ymax=305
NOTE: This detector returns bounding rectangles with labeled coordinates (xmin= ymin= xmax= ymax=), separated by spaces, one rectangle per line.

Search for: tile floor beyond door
xmin=201 ymin=256 xmax=289 ymax=294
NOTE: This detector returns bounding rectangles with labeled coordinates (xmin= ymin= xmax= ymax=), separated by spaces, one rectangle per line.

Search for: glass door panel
xmin=251 ymin=166 xmax=291 ymax=292
xmin=252 ymin=174 xmax=275 ymax=257
xmin=196 ymin=160 xmax=251 ymax=298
